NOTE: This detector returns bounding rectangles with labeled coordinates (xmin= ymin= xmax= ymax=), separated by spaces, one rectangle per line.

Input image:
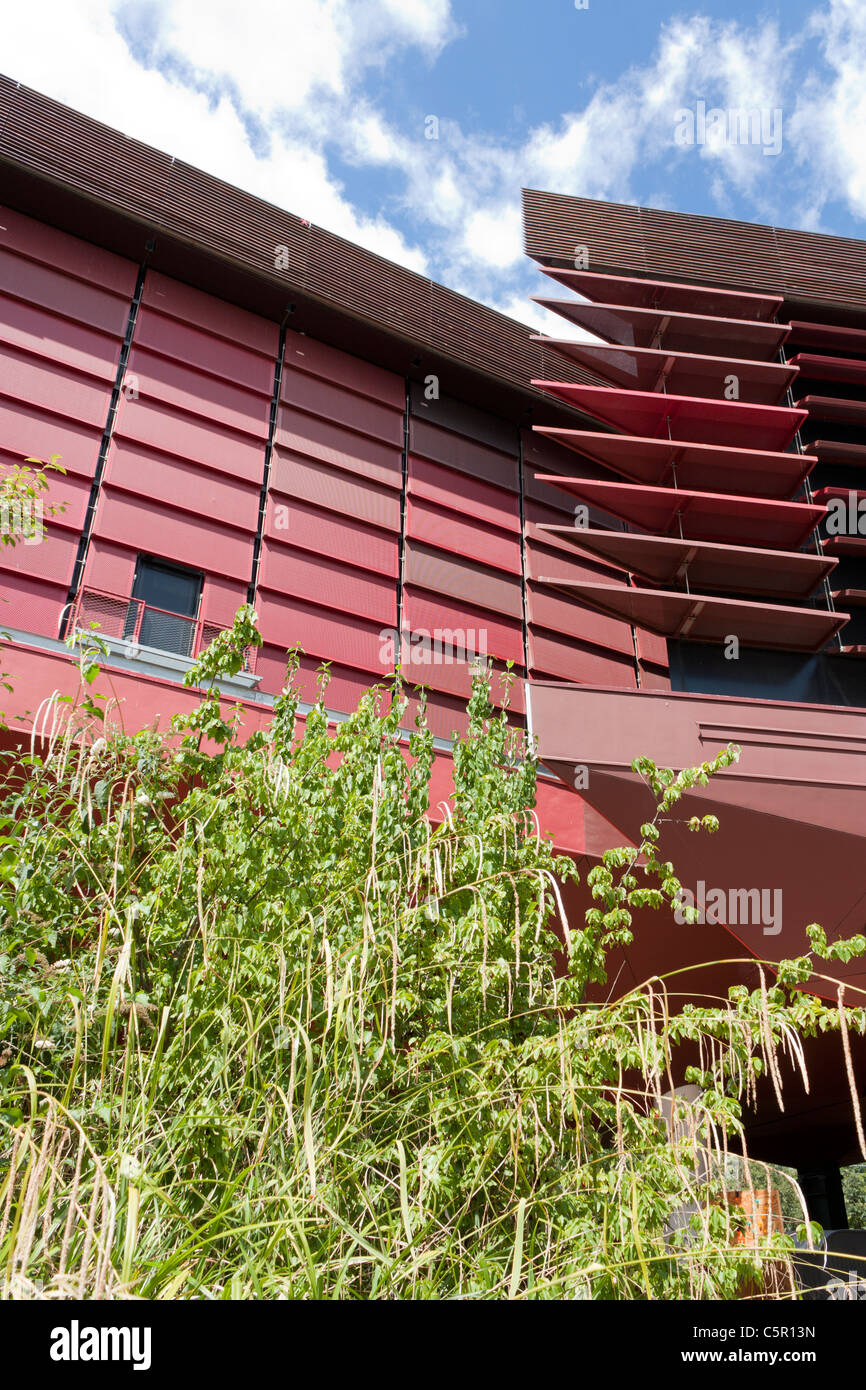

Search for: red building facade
xmin=1 ymin=83 xmax=866 ymax=1218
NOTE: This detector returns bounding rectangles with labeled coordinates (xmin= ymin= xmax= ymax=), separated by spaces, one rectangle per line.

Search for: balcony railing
xmin=68 ymin=587 xmax=258 ymax=678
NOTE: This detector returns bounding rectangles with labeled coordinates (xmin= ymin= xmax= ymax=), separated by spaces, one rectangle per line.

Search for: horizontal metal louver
xmin=0 ymin=78 xmax=583 ymax=410
xmin=525 ymin=246 xmax=853 ymax=658
xmin=522 ymin=188 xmax=866 ymax=311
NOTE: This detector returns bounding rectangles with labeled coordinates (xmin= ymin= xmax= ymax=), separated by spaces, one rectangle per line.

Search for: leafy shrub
xmin=1 ymin=609 xmax=863 ymax=1299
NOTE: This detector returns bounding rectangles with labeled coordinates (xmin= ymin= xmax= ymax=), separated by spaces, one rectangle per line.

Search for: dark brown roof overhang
xmin=0 ymin=75 xmax=598 ymax=426
xmin=522 ymin=188 xmax=866 ymax=319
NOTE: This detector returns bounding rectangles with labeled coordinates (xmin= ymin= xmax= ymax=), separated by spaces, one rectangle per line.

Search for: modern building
xmin=1 ymin=79 xmax=865 ymax=1231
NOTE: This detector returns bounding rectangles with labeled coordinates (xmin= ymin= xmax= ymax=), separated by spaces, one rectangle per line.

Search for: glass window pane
xmin=132 ymin=560 xmax=200 ymax=618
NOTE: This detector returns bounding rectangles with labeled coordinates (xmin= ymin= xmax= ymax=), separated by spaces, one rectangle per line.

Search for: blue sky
xmin=4 ymin=1 xmax=866 ymax=327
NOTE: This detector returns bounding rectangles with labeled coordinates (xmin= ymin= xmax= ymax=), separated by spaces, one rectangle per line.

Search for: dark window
xmin=125 ymin=557 xmax=202 ymax=657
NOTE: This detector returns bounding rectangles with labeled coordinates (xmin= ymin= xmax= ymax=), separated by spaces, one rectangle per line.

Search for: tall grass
xmin=0 ymin=920 xmax=809 ymax=1299
xmin=1 ymin=620 xmax=863 ymax=1299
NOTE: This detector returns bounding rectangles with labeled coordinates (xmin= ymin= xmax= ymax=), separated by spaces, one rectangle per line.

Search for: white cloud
xmin=138 ymin=0 xmax=458 ymax=117
xmin=462 ymin=205 xmax=524 ymax=271
xmin=0 ymin=0 xmax=436 ymax=272
xmin=1 ymin=0 xmax=865 ymax=331
xmin=791 ymin=0 xmax=866 ymax=221
xmin=153 ymin=1 xmax=349 ymax=113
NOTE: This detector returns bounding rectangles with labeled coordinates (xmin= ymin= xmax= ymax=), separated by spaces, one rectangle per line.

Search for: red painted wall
xmin=404 ymin=387 xmax=525 ymax=739
xmin=0 ymin=205 xmax=137 ymax=636
xmin=0 ymin=201 xmax=661 ymax=858
xmin=85 ymin=270 xmax=277 ymax=630
xmin=258 ymin=327 xmax=403 ymax=707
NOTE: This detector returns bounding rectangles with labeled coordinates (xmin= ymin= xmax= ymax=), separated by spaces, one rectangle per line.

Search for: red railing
xmin=67 ymin=587 xmax=258 ymax=674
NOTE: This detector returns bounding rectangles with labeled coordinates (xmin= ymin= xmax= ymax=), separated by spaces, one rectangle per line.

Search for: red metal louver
xmin=789 ymin=353 xmax=866 ymax=387
xmin=532 ymin=477 xmax=824 ymax=549
xmin=527 ymin=258 xmax=847 ymax=662
xmin=531 ymin=429 xmax=814 ymax=498
xmin=537 ymin=267 xmax=783 ymax=320
xmin=532 ymin=297 xmax=790 ymax=359
xmin=795 ymin=395 xmax=866 ymax=426
xmin=537 ymin=527 xmax=835 ymax=600
xmin=536 ymin=581 xmax=847 ymax=652
xmin=531 ymin=382 xmax=807 ymax=451
xmin=533 ymin=338 xmax=797 ymax=404
xmin=788 ymin=320 xmax=866 ymax=353
xmin=812 ymin=440 xmax=866 ymax=468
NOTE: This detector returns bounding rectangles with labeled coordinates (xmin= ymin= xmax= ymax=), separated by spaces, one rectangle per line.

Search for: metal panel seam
xmin=59 ymin=260 xmax=146 ymax=638
xmin=248 ymin=325 xmax=286 ymax=606
xmin=396 ymin=377 xmax=410 ymax=649
xmin=517 ymin=428 xmax=530 ymax=676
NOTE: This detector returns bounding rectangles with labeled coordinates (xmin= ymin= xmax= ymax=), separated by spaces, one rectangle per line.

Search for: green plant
xmin=843 ymin=1165 xmax=866 ymax=1228
xmin=0 ymin=455 xmax=66 ymax=550
xmin=1 ymin=455 xmax=68 ymax=717
xmin=0 ymin=608 xmax=863 ymax=1300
